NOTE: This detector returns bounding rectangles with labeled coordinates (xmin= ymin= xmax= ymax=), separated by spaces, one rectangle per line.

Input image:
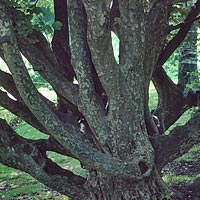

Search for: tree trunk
xmin=1 ymin=1 xmax=200 ymax=200
xmin=86 ymin=169 xmax=172 ymax=200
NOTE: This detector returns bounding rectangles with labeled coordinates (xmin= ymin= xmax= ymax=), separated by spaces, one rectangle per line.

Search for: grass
xmin=163 ymin=172 xmax=193 ymax=186
xmin=175 ymin=144 xmax=200 ymax=163
xmin=0 ymin=164 xmax=45 ymax=200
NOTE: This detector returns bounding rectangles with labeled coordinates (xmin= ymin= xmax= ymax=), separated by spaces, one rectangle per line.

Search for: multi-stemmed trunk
xmin=0 ymin=1 xmax=200 ymax=200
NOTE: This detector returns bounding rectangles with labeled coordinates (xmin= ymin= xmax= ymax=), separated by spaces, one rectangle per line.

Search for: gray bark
xmin=0 ymin=0 xmax=200 ymax=199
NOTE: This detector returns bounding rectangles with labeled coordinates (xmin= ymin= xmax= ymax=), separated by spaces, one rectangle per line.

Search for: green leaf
xmin=186 ymin=84 xmax=193 ymax=89
xmin=52 ymin=21 xmax=62 ymax=30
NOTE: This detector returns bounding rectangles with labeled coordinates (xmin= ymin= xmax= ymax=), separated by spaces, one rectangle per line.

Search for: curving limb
xmin=68 ymin=0 xmax=110 ymax=146
xmin=0 ymin=89 xmax=47 ymax=133
xmin=6 ymin=4 xmax=79 ymax=108
xmin=0 ymin=118 xmax=89 ymax=200
xmin=156 ymin=0 xmax=200 ymax=69
xmin=16 ymin=31 xmax=79 ymax=106
xmin=0 ymin=5 xmax=153 ymax=179
xmin=152 ymin=111 xmax=200 ymax=171
xmin=152 ymin=67 xmax=186 ymax=133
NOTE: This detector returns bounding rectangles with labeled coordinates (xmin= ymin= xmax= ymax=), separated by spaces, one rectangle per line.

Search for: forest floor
xmin=162 ymin=144 xmax=200 ymax=200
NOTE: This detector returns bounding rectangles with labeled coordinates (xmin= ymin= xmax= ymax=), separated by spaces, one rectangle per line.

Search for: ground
xmin=162 ymin=144 xmax=200 ymax=200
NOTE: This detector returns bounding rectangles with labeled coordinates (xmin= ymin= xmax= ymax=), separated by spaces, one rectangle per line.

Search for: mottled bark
xmin=0 ymin=8 xmax=150 ymax=181
xmin=152 ymin=68 xmax=186 ymax=133
xmin=68 ymin=0 xmax=110 ymax=147
xmin=152 ymin=111 xmax=200 ymax=170
xmin=156 ymin=0 xmax=200 ymax=69
xmin=0 ymin=119 xmax=89 ymax=200
xmin=85 ymin=169 xmax=178 ymax=200
xmin=0 ymin=0 xmax=200 ymax=199
xmin=151 ymin=1 xmax=200 ymax=135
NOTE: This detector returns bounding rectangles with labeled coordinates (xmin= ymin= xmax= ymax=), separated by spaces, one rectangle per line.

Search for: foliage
xmin=6 ymin=0 xmax=55 ymax=37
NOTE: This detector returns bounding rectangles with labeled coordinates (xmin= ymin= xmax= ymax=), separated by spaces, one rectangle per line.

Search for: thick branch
xmin=6 ymin=2 xmax=79 ymax=107
xmin=0 ymin=69 xmax=22 ymax=100
xmin=152 ymin=67 xmax=186 ymax=133
xmin=110 ymin=0 xmax=120 ymax=37
xmin=156 ymin=0 xmax=200 ymax=68
xmin=52 ymin=0 xmax=74 ymax=81
xmin=17 ymin=31 xmax=79 ymax=106
xmin=68 ymin=0 xmax=110 ymax=146
xmin=144 ymin=1 xmax=172 ymax=80
xmin=82 ymin=0 xmax=118 ymax=102
xmin=153 ymin=111 xmax=200 ymax=170
xmin=0 ymin=6 xmax=152 ymax=179
xmin=0 ymin=89 xmax=47 ymax=133
xmin=0 ymin=119 xmax=88 ymax=200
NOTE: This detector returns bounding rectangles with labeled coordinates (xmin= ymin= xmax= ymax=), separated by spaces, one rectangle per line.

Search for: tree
xmin=0 ymin=0 xmax=200 ymax=199
xmin=178 ymin=1 xmax=199 ymax=90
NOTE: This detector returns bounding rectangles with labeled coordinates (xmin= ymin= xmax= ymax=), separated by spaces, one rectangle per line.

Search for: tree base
xmin=85 ymin=169 xmax=181 ymax=200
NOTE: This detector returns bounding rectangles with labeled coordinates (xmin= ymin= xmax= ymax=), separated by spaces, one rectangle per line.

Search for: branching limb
xmin=6 ymin=4 xmax=79 ymax=107
xmin=0 ymin=89 xmax=47 ymax=133
xmin=68 ymin=0 xmax=110 ymax=146
xmin=0 ymin=69 xmax=22 ymax=101
xmin=152 ymin=67 xmax=186 ymax=133
xmin=17 ymin=31 xmax=79 ymax=106
xmin=156 ymin=0 xmax=200 ymax=68
xmin=0 ymin=70 xmax=55 ymax=134
xmin=0 ymin=5 xmax=152 ymax=179
xmin=0 ymin=119 xmax=89 ymax=200
xmin=152 ymin=111 xmax=200 ymax=171
xmin=82 ymin=0 xmax=118 ymax=104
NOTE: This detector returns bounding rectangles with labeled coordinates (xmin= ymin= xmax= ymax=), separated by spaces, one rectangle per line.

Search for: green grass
xmin=149 ymin=81 xmax=158 ymax=110
xmin=175 ymin=144 xmax=200 ymax=163
xmin=16 ymin=122 xmax=49 ymax=140
xmin=0 ymin=164 xmax=44 ymax=200
xmin=47 ymin=152 xmax=87 ymax=177
xmin=163 ymin=172 xmax=193 ymax=186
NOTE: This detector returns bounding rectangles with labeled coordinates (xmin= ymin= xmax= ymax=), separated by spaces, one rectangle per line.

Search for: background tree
xmin=0 ymin=0 xmax=200 ymax=199
xmin=178 ymin=0 xmax=199 ymax=91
